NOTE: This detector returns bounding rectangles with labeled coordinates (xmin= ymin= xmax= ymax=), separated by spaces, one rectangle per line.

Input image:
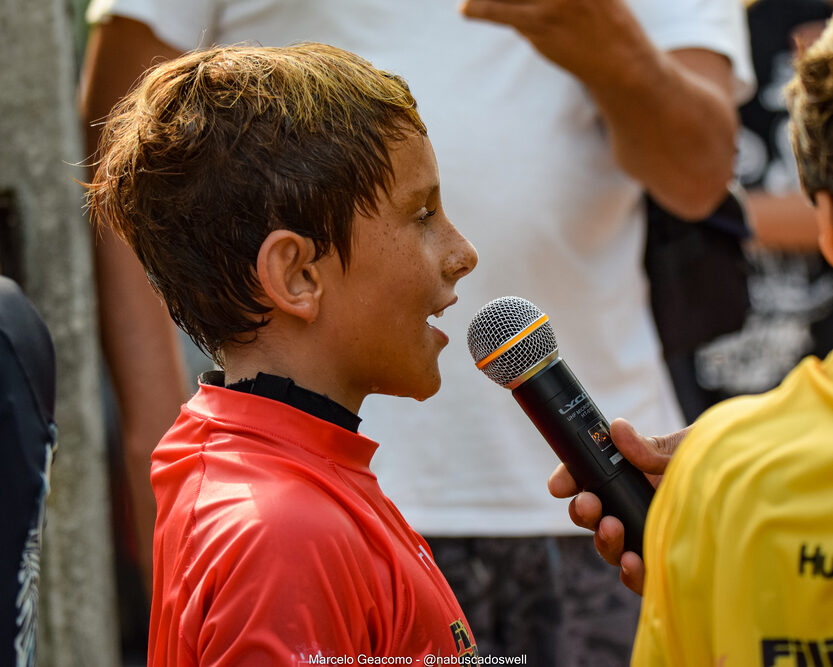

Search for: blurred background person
xmin=79 ymin=21 xmax=188 ymax=659
xmin=550 ymin=21 xmax=833 ymax=661
xmin=79 ymin=0 xmax=753 ymax=663
xmin=674 ymin=0 xmax=833 ymax=421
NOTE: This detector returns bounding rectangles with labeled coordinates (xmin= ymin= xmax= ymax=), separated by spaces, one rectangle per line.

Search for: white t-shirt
xmin=88 ymin=0 xmax=754 ymax=535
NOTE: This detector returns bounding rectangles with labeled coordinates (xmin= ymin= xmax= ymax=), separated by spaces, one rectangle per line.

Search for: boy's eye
xmin=419 ymin=208 xmax=437 ymax=223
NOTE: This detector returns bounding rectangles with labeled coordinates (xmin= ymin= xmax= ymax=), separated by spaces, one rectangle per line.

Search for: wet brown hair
xmin=87 ymin=43 xmax=426 ymax=362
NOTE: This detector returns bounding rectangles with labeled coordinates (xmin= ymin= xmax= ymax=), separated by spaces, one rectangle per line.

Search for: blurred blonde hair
xmin=786 ymin=19 xmax=833 ymax=202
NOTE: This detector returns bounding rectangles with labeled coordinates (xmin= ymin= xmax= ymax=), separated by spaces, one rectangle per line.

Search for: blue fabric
xmin=0 ymin=276 xmax=56 ymax=667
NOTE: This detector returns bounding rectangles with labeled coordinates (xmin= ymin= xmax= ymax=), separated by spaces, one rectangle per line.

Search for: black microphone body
xmin=467 ymin=296 xmax=655 ymax=557
xmin=511 ymin=355 xmax=654 ymax=556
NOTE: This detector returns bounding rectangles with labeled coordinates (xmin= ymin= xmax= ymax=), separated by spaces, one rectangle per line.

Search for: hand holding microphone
xmin=467 ymin=296 xmax=665 ymax=558
xmin=550 ymin=418 xmax=689 ymax=594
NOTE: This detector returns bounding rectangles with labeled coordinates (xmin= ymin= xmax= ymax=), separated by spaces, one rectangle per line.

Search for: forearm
xmin=82 ymin=16 xmax=190 ymax=431
xmin=461 ymin=0 xmax=740 ymax=220
xmin=81 ymin=15 xmax=187 ymax=593
xmin=746 ymin=190 xmax=821 ymax=251
xmin=80 ymin=17 xmax=183 ymax=161
xmin=583 ymin=44 xmax=738 ymax=221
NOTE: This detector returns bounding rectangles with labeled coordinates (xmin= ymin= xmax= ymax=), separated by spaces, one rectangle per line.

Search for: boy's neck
xmin=210 ymin=371 xmax=361 ymax=432
xmin=222 ymin=343 xmax=365 ymax=415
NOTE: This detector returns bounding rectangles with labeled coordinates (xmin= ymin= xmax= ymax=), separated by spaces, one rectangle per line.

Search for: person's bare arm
xmin=746 ymin=190 xmax=821 ymax=251
xmin=80 ymin=16 xmax=186 ymax=595
xmin=461 ymin=0 xmax=739 ymax=220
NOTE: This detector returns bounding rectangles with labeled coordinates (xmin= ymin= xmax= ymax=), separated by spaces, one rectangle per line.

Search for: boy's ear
xmin=814 ymin=191 xmax=833 ymax=266
xmin=256 ymin=230 xmax=323 ymax=323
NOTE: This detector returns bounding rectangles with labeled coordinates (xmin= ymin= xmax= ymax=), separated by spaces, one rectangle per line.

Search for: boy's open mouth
xmin=428 ymin=297 xmax=457 ymax=325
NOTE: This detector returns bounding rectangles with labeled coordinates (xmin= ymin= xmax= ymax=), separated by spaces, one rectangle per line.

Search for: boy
xmin=87 ymin=44 xmax=479 ymax=664
xmin=549 ymin=18 xmax=833 ymax=666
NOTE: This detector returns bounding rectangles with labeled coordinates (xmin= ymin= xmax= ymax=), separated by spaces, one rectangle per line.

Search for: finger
xmin=593 ymin=514 xmax=625 ymax=567
xmin=460 ymin=0 xmax=535 ymax=29
xmin=548 ymin=463 xmax=580 ymax=498
xmin=652 ymin=422 xmax=693 ymax=457
xmin=609 ymin=418 xmax=689 ymax=476
xmin=567 ymin=491 xmax=603 ymax=530
xmin=619 ymin=551 xmax=645 ymax=596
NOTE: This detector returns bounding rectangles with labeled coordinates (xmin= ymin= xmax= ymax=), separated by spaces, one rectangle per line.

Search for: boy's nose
xmin=444 ymin=223 xmax=478 ymax=281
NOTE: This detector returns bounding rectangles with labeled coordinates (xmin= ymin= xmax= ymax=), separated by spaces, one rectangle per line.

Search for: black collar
xmin=201 ymin=370 xmax=361 ymax=433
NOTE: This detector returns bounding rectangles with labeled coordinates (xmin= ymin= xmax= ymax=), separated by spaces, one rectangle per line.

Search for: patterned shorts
xmin=426 ymin=535 xmax=641 ymax=666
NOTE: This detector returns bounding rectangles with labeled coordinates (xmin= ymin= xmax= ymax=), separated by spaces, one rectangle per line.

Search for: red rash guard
xmin=148 ymin=382 xmax=478 ymax=665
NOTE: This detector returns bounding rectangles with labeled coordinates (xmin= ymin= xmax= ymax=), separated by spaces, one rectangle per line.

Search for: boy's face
xmin=316 ymin=131 xmax=478 ymax=410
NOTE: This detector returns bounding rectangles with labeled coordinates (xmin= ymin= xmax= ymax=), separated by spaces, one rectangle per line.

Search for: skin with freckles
xmin=87 ymin=44 xmax=483 ymax=661
xmin=89 ymin=44 xmax=474 ymax=418
xmin=224 ymin=131 xmax=478 ymax=415
xmin=314 ymin=133 xmax=478 ymax=409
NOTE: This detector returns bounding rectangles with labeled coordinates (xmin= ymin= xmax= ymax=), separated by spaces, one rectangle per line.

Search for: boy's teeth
xmin=434 ymin=309 xmax=445 ymax=319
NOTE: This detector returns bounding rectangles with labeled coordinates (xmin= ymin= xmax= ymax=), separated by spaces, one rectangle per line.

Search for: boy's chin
xmin=412 ymin=386 xmax=440 ymax=403
xmin=388 ymin=373 xmax=442 ymax=402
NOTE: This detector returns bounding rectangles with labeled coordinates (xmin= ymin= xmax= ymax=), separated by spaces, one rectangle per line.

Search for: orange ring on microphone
xmin=475 ymin=314 xmax=549 ymax=370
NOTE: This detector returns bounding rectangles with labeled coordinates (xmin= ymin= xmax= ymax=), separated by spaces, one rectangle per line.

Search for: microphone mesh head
xmin=467 ymin=296 xmax=558 ymax=387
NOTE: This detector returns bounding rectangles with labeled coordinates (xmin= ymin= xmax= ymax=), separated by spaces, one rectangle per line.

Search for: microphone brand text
xmin=558 ymin=392 xmax=588 ymax=417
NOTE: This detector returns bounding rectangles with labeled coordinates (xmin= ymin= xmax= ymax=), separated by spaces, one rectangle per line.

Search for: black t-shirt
xmin=741 ymin=0 xmax=833 ymax=175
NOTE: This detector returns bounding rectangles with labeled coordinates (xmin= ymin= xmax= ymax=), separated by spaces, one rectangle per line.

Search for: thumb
xmin=609 ymin=418 xmax=690 ymax=476
xmin=460 ymin=0 xmax=530 ymax=29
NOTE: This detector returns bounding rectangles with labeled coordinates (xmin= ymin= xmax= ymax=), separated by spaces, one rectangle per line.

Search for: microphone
xmin=467 ymin=296 xmax=655 ymax=556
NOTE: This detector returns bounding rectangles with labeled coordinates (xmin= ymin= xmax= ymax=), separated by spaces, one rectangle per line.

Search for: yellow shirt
xmin=632 ymin=351 xmax=833 ymax=667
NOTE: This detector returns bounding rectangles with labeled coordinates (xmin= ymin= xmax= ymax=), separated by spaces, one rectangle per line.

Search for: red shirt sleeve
xmin=175 ymin=484 xmax=394 ymax=665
